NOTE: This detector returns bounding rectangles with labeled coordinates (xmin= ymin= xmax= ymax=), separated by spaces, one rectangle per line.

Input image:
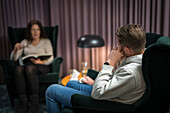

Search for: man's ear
xmin=124 ymin=46 xmax=134 ymax=56
xmin=124 ymin=47 xmax=130 ymax=54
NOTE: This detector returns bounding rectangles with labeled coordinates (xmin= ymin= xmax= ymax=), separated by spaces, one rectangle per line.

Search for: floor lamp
xmin=77 ymin=35 xmax=105 ymax=69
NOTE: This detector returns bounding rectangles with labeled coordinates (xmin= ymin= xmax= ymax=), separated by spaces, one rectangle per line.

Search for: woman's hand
xmin=30 ymin=58 xmax=44 ymax=64
xmin=81 ymin=76 xmax=94 ymax=85
xmin=14 ymin=43 xmax=23 ymax=54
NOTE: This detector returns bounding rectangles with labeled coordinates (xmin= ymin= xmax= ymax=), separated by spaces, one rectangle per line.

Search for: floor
xmin=0 ymin=85 xmax=47 ymax=113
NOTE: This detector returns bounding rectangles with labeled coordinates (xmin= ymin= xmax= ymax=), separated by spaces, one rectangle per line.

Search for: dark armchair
xmin=62 ymin=36 xmax=170 ymax=113
xmin=145 ymin=32 xmax=162 ymax=48
xmin=0 ymin=25 xmax=63 ymax=106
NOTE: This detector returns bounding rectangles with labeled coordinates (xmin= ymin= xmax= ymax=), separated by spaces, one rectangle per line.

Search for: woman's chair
xmin=0 ymin=25 xmax=63 ymax=106
xmin=61 ymin=36 xmax=170 ymax=113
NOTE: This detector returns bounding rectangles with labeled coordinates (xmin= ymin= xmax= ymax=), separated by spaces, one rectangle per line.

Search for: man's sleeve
xmin=91 ymin=65 xmax=135 ymax=100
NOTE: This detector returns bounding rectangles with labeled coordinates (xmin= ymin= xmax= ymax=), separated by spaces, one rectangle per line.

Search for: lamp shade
xmin=77 ymin=35 xmax=105 ymax=48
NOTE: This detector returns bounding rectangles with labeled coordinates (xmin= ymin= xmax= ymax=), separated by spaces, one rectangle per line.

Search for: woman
xmin=10 ymin=20 xmax=54 ymax=113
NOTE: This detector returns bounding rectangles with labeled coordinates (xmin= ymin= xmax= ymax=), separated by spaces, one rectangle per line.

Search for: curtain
xmin=0 ymin=0 xmax=170 ymax=76
xmin=0 ymin=0 xmax=50 ymax=59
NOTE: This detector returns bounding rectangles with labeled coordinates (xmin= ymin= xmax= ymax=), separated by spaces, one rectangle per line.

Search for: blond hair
xmin=116 ymin=24 xmax=146 ymax=53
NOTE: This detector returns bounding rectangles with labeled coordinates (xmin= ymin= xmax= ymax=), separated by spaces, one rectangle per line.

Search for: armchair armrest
xmin=71 ymin=70 xmax=138 ymax=113
xmin=71 ymin=94 xmax=136 ymax=113
xmin=87 ymin=69 xmax=99 ymax=80
xmin=52 ymin=57 xmax=63 ymax=73
xmin=0 ymin=60 xmax=18 ymax=77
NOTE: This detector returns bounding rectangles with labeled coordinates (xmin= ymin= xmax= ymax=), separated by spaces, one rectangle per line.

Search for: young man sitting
xmin=45 ymin=24 xmax=146 ymax=113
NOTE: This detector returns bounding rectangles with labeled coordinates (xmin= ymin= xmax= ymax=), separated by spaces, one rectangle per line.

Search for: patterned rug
xmin=0 ymin=85 xmax=15 ymax=113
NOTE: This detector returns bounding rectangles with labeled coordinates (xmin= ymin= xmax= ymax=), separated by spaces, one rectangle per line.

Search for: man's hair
xmin=116 ymin=24 xmax=146 ymax=53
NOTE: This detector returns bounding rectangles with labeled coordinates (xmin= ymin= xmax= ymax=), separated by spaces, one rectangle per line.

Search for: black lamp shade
xmin=77 ymin=35 xmax=105 ymax=48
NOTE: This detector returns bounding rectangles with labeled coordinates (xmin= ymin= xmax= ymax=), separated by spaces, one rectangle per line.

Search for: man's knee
xmin=66 ymin=81 xmax=79 ymax=87
xmin=46 ymin=84 xmax=60 ymax=96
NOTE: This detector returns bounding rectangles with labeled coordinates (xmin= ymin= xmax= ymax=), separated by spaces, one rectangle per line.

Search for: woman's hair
xmin=26 ymin=20 xmax=47 ymax=41
xmin=116 ymin=24 xmax=146 ymax=53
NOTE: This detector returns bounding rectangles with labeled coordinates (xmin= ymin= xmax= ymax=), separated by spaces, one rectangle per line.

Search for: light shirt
xmin=10 ymin=38 xmax=54 ymax=65
xmin=91 ymin=54 xmax=146 ymax=104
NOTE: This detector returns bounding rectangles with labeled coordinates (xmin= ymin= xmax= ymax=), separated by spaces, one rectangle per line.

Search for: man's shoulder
xmin=125 ymin=54 xmax=142 ymax=64
xmin=117 ymin=58 xmax=142 ymax=76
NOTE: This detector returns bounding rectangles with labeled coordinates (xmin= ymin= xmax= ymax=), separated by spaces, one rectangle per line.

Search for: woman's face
xmin=31 ymin=24 xmax=41 ymax=40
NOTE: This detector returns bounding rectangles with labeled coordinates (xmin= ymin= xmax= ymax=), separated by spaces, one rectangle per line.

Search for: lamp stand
xmin=90 ymin=48 xmax=92 ymax=69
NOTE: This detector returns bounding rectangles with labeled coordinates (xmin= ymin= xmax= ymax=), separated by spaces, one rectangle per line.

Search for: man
xmin=45 ymin=24 xmax=146 ymax=113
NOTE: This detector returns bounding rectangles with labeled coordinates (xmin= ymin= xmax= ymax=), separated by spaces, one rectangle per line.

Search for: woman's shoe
xmin=17 ymin=95 xmax=28 ymax=113
xmin=27 ymin=95 xmax=39 ymax=113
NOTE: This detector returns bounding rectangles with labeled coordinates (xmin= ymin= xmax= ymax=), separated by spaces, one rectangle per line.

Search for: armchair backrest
xmin=8 ymin=26 xmax=58 ymax=57
xmin=137 ymin=36 xmax=170 ymax=113
xmin=145 ymin=32 xmax=161 ymax=48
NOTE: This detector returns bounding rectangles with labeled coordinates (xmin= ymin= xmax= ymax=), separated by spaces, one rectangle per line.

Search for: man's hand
xmin=106 ymin=46 xmax=124 ymax=67
xmin=81 ymin=76 xmax=94 ymax=85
